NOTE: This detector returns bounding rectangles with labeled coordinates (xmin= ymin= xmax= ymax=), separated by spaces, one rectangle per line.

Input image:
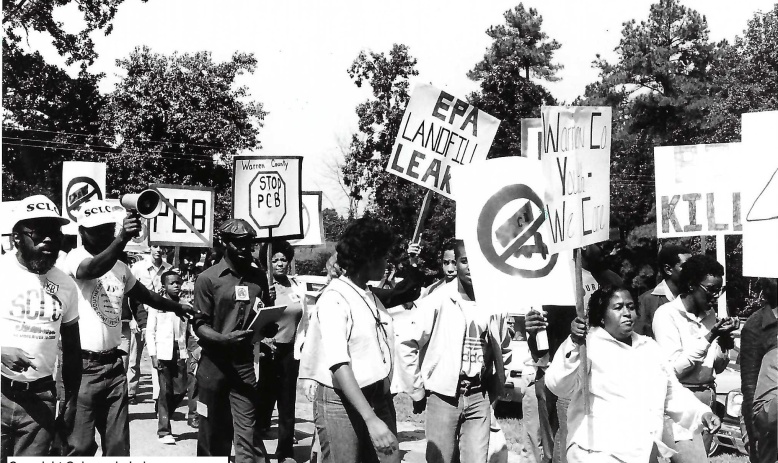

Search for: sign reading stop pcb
xmin=233 ymin=156 xmax=304 ymax=240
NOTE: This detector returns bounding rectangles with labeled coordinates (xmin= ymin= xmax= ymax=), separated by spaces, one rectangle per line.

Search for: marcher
xmin=192 ymin=218 xmax=273 ymax=463
xmin=256 ymin=240 xmax=305 ymax=462
xmin=62 ymin=200 xmax=194 ymax=456
xmin=634 ymin=245 xmax=692 ymax=338
xmin=420 ymin=239 xmax=458 ymax=297
xmin=545 ymin=284 xmax=721 ymax=463
xmin=752 ymin=347 xmax=777 ymax=463
xmin=147 ymin=270 xmax=189 ymax=444
xmin=652 ymin=254 xmax=737 ymax=462
xmin=740 ymin=278 xmax=778 ymax=462
xmin=299 ymin=217 xmax=400 ymax=463
xmin=1 ymin=195 xmax=81 ymax=462
xmin=396 ymin=239 xmax=512 ymax=463
xmin=126 ymin=245 xmax=172 ymax=404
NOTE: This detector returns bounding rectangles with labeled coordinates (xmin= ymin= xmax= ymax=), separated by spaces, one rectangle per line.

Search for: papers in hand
xmin=244 ymin=300 xmax=286 ymax=334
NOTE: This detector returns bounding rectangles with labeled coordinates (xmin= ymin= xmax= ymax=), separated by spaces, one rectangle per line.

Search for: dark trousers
xmin=66 ymin=355 xmax=130 ymax=456
xmin=196 ymin=353 xmax=266 ymax=463
xmin=1 ymin=383 xmax=57 ymax=462
xmin=157 ymin=346 xmax=187 ymax=437
xmin=537 ymin=375 xmax=557 ymax=463
xmin=187 ymin=335 xmax=199 ymax=419
xmin=257 ymin=342 xmax=299 ymax=459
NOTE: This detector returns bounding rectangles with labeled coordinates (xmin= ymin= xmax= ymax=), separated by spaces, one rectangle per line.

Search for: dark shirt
xmin=634 ymin=286 xmax=671 ymax=338
xmin=740 ymin=305 xmax=778 ymax=453
xmin=370 ymin=264 xmax=423 ymax=308
xmin=192 ymin=259 xmax=272 ymax=362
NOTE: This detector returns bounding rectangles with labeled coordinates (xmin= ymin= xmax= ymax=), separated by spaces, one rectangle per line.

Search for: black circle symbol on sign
xmin=301 ymin=202 xmax=311 ymax=237
xmin=65 ymin=176 xmax=103 ymax=221
xmin=477 ymin=184 xmax=558 ymax=278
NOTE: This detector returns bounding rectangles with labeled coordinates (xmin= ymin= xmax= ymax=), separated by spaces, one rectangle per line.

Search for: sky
xmin=23 ymin=0 xmax=776 ymax=215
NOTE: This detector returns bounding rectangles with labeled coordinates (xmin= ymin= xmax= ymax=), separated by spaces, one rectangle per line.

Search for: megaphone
xmin=120 ymin=190 xmax=162 ymax=219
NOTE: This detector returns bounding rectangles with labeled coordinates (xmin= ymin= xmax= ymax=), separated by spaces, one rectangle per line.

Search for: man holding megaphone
xmin=120 ymin=189 xmax=162 ymax=219
xmin=60 ymin=199 xmax=197 ymax=456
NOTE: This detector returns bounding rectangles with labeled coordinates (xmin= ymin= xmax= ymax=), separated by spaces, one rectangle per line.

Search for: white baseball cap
xmin=75 ymin=199 xmax=124 ymax=228
xmin=12 ymin=195 xmax=70 ymax=229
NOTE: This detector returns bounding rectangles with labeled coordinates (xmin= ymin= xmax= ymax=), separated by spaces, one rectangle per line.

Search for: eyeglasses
xmin=17 ymin=228 xmax=63 ymax=244
xmin=698 ymin=284 xmax=726 ymax=299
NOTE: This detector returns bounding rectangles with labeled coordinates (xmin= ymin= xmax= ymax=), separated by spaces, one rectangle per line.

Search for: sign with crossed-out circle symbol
xmin=477 ymin=184 xmax=558 ymax=278
xmin=65 ymin=176 xmax=103 ymax=221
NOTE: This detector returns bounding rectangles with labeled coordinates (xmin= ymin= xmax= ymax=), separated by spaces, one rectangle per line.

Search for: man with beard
xmin=193 ymin=219 xmax=273 ymax=463
xmin=62 ymin=200 xmax=194 ymax=456
xmin=1 ymin=195 xmax=81 ymax=462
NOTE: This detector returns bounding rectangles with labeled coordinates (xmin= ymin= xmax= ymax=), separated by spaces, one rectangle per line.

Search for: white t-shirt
xmin=460 ymin=299 xmax=489 ymax=378
xmin=64 ymin=247 xmax=137 ymax=352
xmin=0 ymin=254 xmax=79 ymax=381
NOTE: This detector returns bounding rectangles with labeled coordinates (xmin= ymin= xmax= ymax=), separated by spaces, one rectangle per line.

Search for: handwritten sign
xmin=654 ymin=143 xmax=745 ymax=238
xmin=541 ymin=106 xmax=611 ymax=253
xmin=454 ymin=156 xmax=575 ymax=312
xmin=233 ymin=156 xmax=303 ymax=240
xmin=521 ymin=118 xmax=542 ymax=160
xmin=62 ymin=161 xmax=106 ymax=235
xmin=386 ymin=84 xmax=500 ymax=199
xmin=290 ymin=192 xmax=324 ymax=247
xmin=146 ymin=184 xmax=215 ymax=248
xmin=742 ymin=111 xmax=778 ymax=278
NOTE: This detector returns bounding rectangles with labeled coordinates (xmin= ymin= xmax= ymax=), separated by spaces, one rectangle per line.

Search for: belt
xmin=81 ymin=348 xmax=122 ymax=363
xmin=458 ymin=375 xmax=483 ymax=396
xmin=1 ymin=375 xmax=55 ymax=393
xmin=681 ymin=382 xmax=715 ymax=392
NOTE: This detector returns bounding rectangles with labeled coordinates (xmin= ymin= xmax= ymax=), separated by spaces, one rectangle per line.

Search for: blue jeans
xmin=425 ymin=390 xmax=491 ymax=463
xmin=1 ymin=383 xmax=57 ymax=462
xmin=553 ymin=396 xmax=569 ymax=463
xmin=314 ymin=381 xmax=397 ymax=463
xmin=66 ymin=355 xmax=130 ymax=456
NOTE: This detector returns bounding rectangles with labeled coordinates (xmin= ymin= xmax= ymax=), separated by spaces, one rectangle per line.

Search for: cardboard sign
xmin=453 ymin=156 xmax=575 ymax=312
xmin=147 ymin=184 xmax=215 ymax=248
xmin=742 ymin=111 xmax=778 ymax=277
xmin=541 ymin=106 xmax=611 ymax=253
xmin=386 ymin=84 xmax=500 ymax=199
xmin=654 ymin=143 xmax=745 ymax=238
xmin=521 ymin=118 xmax=542 ymax=160
xmin=233 ymin=156 xmax=303 ymax=240
xmin=290 ymin=192 xmax=324 ymax=247
xmin=62 ymin=161 xmax=106 ymax=235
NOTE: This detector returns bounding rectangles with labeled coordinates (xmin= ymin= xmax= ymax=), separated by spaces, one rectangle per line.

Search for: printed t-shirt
xmin=64 ymin=247 xmax=137 ymax=352
xmin=0 ymin=254 xmax=79 ymax=381
xmin=460 ymin=299 xmax=489 ymax=378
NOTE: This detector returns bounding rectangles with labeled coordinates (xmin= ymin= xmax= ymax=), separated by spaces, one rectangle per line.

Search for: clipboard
xmin=242 ymin=300 xmax=286 ymax=338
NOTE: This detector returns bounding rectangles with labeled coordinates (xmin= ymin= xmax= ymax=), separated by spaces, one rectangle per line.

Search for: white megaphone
xmin=120 ymin=189 xmax=162 ymax=219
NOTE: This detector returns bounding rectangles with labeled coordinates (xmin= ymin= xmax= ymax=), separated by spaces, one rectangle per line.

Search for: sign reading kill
xmin=233 ymin=156 xmax=304 ymax=240
xmin=386 ymin=84 xmax=500 ymax=199
xmin=654 ymin=143 xmax=745 ymax=238
xmin=541 ymin=106 xmax=612 ymax=253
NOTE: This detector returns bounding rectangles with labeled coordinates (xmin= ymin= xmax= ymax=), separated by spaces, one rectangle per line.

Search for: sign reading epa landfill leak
xmin=386 ymin=84 xmax=500 ymax=199
xmin=233 ymin=156 xmax=303 ymax=240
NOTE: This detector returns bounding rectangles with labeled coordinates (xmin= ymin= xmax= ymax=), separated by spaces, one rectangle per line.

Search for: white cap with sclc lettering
xmin=12 ymin=195 xmax=70 ymax=228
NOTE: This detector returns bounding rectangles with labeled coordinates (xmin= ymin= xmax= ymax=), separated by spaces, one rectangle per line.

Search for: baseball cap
xmin=12 ymin=195 xmax=70 ymax=229
xmin=75 ymin=199 xmax=124 ymax=228
xmin=218 ymin=218 xmax=257 ymax=240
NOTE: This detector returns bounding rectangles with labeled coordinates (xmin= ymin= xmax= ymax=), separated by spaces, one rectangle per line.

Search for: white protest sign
xmin=0 ymin=201 xmax=21 ymax=235
xmin=521 ymin=118 xmax=542 ymax=160
xmin=654 ymin=143 xmax=745 ymax=238
xmin=62 ymin=161 xmax=106 ymax=235
xmin=742 ymin=111 xmax=778 ymax=278
xmin=290 ymin=192 xmax=324 ymax=247
xmin=147 ymin=185 xmax=214 ymax=248
xmin=541 ymin=106 xmax=611 ymax=253
xmin=386 ymin=84 xmax=500 ymax=199
xmin=233 ymin=156 xmax=303 ymax=240
xmin=104 ymin=199 xmax=149 ymax=252
xmin=454 ymin=156 xmax=575 ymax=312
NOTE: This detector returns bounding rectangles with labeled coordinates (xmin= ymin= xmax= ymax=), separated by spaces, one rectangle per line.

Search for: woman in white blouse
xmin=299 ymin=217 xmax=399 ymax=463
xmin=545 ymin=284 xmax=721 ymax=463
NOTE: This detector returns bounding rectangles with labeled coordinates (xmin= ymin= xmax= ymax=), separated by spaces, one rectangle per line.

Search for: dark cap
xmin=218 ymin=219 xmax=257 ymax=240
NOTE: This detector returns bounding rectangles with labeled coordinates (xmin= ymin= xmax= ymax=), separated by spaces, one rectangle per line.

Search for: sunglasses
xmin=17 ymin=228 xmax=63 ymax=244
xmin=698 ymin=284 xmax=726 ymax=299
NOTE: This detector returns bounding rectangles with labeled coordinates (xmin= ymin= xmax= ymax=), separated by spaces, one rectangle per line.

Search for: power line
xmin=2 ymin=135 xmax=221 ymax=160
xmin=2 ymin=141 xmax=226 ymax=165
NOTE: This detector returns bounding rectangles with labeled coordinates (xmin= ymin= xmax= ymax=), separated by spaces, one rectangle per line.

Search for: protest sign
xmin=233 ymin=156 xmax=304 ymax=240
xmin=654 ymin=143 xmax=746 ymax=238
xmin=541 ymin=106 xmax=611 ymax=253
xmin=521 ymin=118 xmax=542 ymax=160
xmin=289 ymin=192 xmax=324 ymax=247
xmin=146 ymin=184 xmax=215 ymax=248
xmin=62 ymin=161 xmax=106 ymax=235
xmin=742 ymin=111 xmax=778 ymax=278
xmin=386 ymin=84 xmax=500 ymax=199
xmin=0 ymin=201 xmax=20 ymax=235
xmin=454 ymin=156 xmax=575 ymax=312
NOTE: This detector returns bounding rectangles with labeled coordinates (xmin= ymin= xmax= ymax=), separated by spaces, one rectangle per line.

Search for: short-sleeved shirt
xmin=0 ymin=254 xmax=79 ymax=381
xmin=64 ymin=247 xmax=137 ymax=352
xmin=130 ymin=258 xmax=172 ymax=325
xmin=192 ymin=259 xmax=271 ymax=362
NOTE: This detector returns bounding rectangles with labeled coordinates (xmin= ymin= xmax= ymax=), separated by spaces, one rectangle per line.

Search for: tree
xmin=468 ymin=4 xmax=559 ymax=158
xmin=322 ymin=207 xmax=347 ymax=242
xmin=98 ymin=46 xmax=267 ymax=223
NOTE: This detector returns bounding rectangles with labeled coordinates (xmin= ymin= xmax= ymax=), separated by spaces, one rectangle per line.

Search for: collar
xmin=674 ymin=297 xmax=712 ymax=325
xmin=590 ymin=326 xmax=648 ymax=348
xmin=215 ymin=258 xmax=259 ymax=278
xmin=762 ymin=305 xmax=778 ymax=329
xmin=651 ymin=280 xmax=676 ymax=301
xmin=142 ymin=258 xmax=170 ymax=272
xmin=340 ymin=276 xmax=370 ymax=298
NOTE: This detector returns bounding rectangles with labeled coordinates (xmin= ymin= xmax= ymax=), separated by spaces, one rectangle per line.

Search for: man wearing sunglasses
xmin=1 ymin=195 xmax=81 ymax=462
xmin=653 ymin=254 xmax=739 ymax=463
xmin=61 ymin=199 xmax=195 ymax=456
